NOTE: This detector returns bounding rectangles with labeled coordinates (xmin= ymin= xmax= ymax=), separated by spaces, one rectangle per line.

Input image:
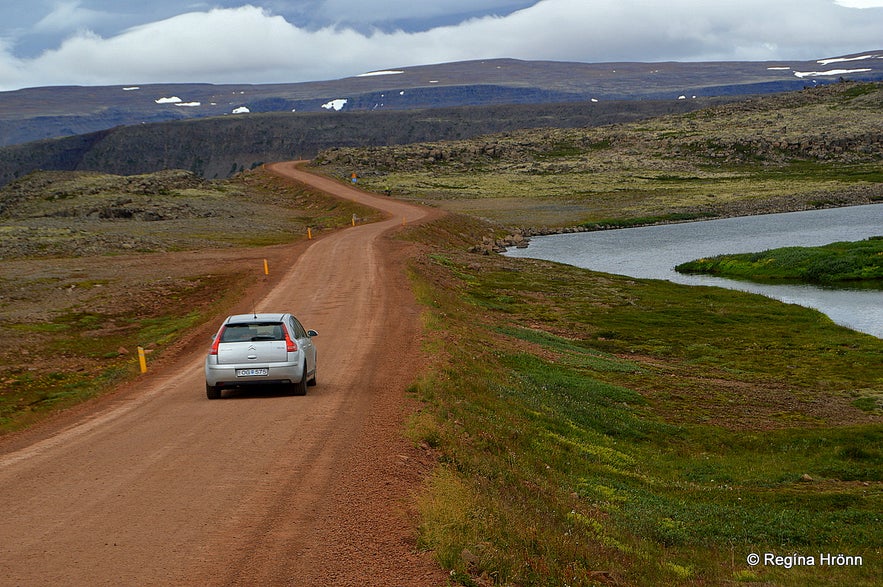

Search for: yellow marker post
xmin=137 ymin=346 xmax=147 ymax=373
xmin=263 ymin=259 xmax=269 ymax=275
xmin=307 ymin=227 xmax=313 ymax=240
xmin=352 ymin=214 xmax=356 ymax=227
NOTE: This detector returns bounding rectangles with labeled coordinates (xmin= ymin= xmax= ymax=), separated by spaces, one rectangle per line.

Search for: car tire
xmin=291 ymin=374 xmax=308 ymax=396
xmin=206 ymin=383 xmax=221 ymax=400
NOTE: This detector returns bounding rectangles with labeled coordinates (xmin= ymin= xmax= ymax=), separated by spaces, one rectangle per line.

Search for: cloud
xmin=313 ymin=0 xmax=534 ymax=28
xmin=0 ymin=1 xmax=881 ymax=91
xmin=456 ymin=0 xmax=882 ymax=63
xmin=835 ymin=0 xmax=883 ymax=6
xmin=34 ymin=1 xmax=115 ymax=34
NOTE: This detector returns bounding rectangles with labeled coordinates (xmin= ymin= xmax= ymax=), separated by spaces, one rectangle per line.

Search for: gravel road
xmin=0 ymin=161 xmax=447 ymax=586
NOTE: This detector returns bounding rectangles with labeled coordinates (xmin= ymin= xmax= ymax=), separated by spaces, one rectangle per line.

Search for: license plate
xmin=236 ymin=368 xmax=269 ymax=377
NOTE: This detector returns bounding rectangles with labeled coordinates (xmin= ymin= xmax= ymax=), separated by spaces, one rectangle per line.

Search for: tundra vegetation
xmin=316 ymin=82 xmax=883 ymax=585
xmin=676 ymin=236 xmax=883 ymax=286
xmin=0 ymin=82 xmax=880 ymax=586
xmin=317 ymin=82 xmax=883 ymax=229
xmin=402 ymin=214 xmax=882 ymax=586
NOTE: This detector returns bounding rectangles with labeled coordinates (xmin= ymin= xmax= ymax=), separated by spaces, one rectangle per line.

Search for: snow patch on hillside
xmin=322 ymin=98 xmax=348 ymax=111
xmin=793 ymin=68 xmax=872 ymax=78
xmin=357 ymin=70 xmax=404 ymax=77
xmin=817 ymin=54 xmax=877 ymax=65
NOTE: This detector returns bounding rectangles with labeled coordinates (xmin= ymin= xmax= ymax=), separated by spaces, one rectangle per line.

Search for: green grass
xmin=0 ymin=289 xmax=220 ymax=433
xmin=404 ymin=215 xmax=883 ymax=586
xmin=677 ymin=237 xmax=883 ymax=286
xmin=0 ymin=367 xmax=130 ymax=431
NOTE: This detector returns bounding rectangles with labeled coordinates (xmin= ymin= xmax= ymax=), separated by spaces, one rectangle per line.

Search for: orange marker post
xmin=263 ymin=259 xmax=269 ymax=275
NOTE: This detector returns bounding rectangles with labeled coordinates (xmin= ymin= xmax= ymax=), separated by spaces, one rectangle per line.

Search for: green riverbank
xmin=402 ymin=213 xmax=883 ymax=586
xmin=676 ymin=237 xmax=883 ymax=287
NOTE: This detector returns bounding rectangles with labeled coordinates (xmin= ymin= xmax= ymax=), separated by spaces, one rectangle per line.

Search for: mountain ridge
xmin=0 ymin=53 xmax=881 ymax=187
xmin=2 ymin=53 xmax=881 ymax=147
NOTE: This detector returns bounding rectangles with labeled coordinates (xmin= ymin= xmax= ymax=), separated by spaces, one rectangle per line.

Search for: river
xmin=504 ymin=204 xmax=883 ymax=338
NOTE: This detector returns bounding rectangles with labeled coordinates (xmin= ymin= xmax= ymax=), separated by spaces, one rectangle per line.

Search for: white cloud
xmin=0 ymin=1 xmax=881 ymax=91
xmin=34 ymin=1 xmax=115 ymax=34
xmin=835 ymin=0 xmax=883 ymax=7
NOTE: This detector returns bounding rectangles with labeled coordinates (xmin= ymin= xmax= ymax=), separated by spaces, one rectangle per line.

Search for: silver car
xmin=204 ymin=313 xmax=318 ymax=399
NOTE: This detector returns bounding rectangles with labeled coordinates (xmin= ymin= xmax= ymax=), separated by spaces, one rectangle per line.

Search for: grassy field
xmin=677 ymin=236 xmax=883 ymax=286
xmin=401 ymin=214 xmax=882 ymax=586
xmin=314 ymin=87 xmax=882 ymax=585
xmin=317 ymin=82 xmax=883 ymax=229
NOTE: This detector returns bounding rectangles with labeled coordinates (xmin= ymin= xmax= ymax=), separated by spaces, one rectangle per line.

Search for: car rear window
xmin=220 ymin=322 xmax=285 ymax=342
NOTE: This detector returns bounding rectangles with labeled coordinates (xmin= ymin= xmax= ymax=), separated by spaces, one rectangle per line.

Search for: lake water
xmin=504 ymin=204 xmax=883 ymax=338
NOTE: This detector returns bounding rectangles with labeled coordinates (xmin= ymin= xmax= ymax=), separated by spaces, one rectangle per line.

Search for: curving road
xmin=0 ymin=162 xmax=446 ymax=586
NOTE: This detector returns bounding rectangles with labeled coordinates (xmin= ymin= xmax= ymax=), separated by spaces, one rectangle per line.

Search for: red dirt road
xmin=0 ymin=162 xmax=447 ymax=586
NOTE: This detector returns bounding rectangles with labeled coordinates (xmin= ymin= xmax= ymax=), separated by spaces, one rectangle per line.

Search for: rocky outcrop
xmin=469 ymin=230 xmax=531 ymax=254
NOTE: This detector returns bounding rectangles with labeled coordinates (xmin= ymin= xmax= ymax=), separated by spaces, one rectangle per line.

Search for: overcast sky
xmin=1 ymin=0 xmax=882 ymax=91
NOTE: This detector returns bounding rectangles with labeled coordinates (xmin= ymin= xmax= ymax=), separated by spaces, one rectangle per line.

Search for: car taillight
xmin=282 ymin=324 xmax=298 ymax=352
xmin=209 ymin=327 xmax=224 ymax=355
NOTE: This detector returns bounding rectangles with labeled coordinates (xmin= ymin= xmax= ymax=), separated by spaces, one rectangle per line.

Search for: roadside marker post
xmin=263 ymin=259 xmax=269 ymax=275
xmin=137 ymin=347 xmax=147 ymax=373
xmin=307 ymin=227 xmax=312 ymax=240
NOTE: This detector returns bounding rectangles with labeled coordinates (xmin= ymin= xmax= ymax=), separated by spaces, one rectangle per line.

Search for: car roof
xmin=225 ymin=313 xmax=289 ymax=324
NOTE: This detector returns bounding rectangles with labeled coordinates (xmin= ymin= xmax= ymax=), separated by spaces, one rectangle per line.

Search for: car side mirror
xmin=307 ymin=329 xmax=318 ymax=337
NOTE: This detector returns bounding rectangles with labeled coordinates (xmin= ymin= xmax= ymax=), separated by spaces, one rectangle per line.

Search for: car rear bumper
xmin=205 ymin=359 xmax=304 ymax=388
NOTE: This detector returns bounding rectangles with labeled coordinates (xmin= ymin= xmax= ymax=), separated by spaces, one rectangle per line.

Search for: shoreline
xmin=482 ymin=194 xmax=882 ymax=254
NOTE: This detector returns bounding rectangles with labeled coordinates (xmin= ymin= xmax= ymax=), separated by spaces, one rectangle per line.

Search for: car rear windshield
xmin=220 ymin=322 xmax=285 ymax=342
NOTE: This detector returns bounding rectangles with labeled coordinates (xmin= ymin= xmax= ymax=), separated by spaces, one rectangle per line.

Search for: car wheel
xmin=291 ymin=374 xmax=308 ymax=396
xmin=206 ymin=383 xmax=221 ymax=400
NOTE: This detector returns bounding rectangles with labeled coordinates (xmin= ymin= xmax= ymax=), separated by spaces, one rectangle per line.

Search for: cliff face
xmin=0 ymin=99 xmax=718 ymax=186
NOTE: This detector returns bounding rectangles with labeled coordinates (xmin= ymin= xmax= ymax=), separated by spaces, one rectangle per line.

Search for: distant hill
xmin=1 ymin=53 xmax=881 ymax=147
xmin=0 ymin=100 xmax=725 ymax=185
xmin=0 ymin=53 xmax=881 ymax=186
